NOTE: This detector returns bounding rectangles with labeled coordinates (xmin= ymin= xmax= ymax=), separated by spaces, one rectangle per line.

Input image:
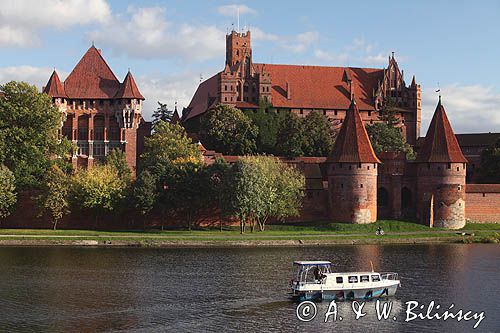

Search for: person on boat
xmin=313 ymin=266 xmax=326 ymax=281
xmin=376 ymin=226 xmax=384 ymax=235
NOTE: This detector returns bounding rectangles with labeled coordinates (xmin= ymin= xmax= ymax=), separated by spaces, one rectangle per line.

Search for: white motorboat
xmin=290 ymin=261 xmax=400 ymax=301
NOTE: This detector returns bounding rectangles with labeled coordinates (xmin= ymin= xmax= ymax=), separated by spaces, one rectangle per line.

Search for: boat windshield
xmin=294 ymin=262 xmax=332 ymax=283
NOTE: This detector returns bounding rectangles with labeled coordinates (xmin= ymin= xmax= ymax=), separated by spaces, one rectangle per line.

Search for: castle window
xmin=300 ymin=109 xmax=303 ymax=115
xmin=367 ymin=166 xmax=370 ymax=170
xmin=224 ymin=97 xmax=227 ymax=102
xmin=368 ymin=111 xmax=372 ymax=117
xmin=349 ymin=165 xmax=352 ymax=170
xmin=341 ymin=184 xmax=344 ymax=189
xmin=483 ymin=193 xmax=486 ymax=197
xmin=447 ymin=163 xmax=451 ymax=169
xmin=358 ymin=163 xmax=361 ymax=168
xmin=225 ymin=85 xmax=227 ymax=91
xmin=334 ymin=110 xmax=338 ymax=116
xmin=231 ymin=85 xmax=233 ymax=91
xmin=360 ymin=184 xmax=363 ymax=188
xmin=457 ymin=167 xmax=460 ymax=171
xmin=230 ymin=97 xmax=233 ymax=101
xmin=323 ymin=110 xmax=326 ymax=115
xmin=370 ymin=120 xmax=373 ymax=125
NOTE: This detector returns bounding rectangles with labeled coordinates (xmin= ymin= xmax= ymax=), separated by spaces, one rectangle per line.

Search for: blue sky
xmin=0 ymin=0 xmax=499 ymax=133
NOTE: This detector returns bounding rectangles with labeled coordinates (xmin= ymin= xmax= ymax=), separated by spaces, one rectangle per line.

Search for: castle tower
xmin=327 ymin=98 xmax=381 ymax=224
xmin=225 ymin=30 xmax=252 ymax=69
xmin=416 ymin=98 xmax=467 ymax=229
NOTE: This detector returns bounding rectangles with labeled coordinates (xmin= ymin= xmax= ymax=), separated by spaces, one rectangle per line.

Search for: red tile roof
xmin=253 ymin=64 xmax=383 ymax=111
xmin=43 ymin=70 xmax=67 ymax=98
xmin=183 ymin=73 xmax=218 ymax=120
xmin=184 ymin=64 xmax=384 ymax=121
xmin=114 ymin=71 xmax=144 ymax=99
xmin=416 ymin=99 xmax=468 ymax=163
xmin=328 ymin=98 xmax=380 ymax=163
xmin=64 ymin=46 xmax=120 ymax=99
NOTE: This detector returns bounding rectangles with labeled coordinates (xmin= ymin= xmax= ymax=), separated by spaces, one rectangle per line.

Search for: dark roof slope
xmin=328 ymin=98 xmax=380 ymax=163
xmin=114 ymin=71 xmax=144 ymax=99
xmin=416 ymin=99 xmax=467 ymax=163
xmin=64 ymin=46 xmax=120 ymax=99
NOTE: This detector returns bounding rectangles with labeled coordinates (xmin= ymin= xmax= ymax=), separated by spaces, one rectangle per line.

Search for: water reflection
xmin=0 ymin=245 xmax=497 ymax=332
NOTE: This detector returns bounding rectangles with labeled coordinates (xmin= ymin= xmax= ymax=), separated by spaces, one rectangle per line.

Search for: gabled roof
xmin=43 ymin=70 xmax=66 ymax=98
xmin=328 ymin=98 xmax=380 ymax=164
xmin=64 ymin=46 xmax=120 ymax=99
xmin=253 ymin=64 xmax=383 ymax=111
xmin=183 ymin=73 xmax=219 ymax=121
xmin=183 ymin=64 xmax=385 ymax=121
xmin=416 ymin=98 xmax=467 ymax=163
xmin=171 ymin=108 xmax=181 ymax=124
xmin=114 ymin=71 xmax=144 ymax=99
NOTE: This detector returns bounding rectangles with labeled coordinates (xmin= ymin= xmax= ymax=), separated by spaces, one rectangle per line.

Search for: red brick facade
xmin=184 ymin=30 xmax=422 ymax=145
xmin=43 ymin=46 xmax=150 ymax=172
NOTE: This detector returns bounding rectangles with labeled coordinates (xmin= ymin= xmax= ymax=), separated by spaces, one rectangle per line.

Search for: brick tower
xmin=416 ymin=97 xmax=467 ymax=229
xmin=42 ymin=46 xmax=146 ymax=172
xmin=326 ymin=97 xmax=381 ymax=223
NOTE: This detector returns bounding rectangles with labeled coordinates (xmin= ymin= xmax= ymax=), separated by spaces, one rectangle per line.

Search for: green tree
xmin=0 ymin=81 xmax=69 ymax=189
xmin=200 ymin=104 xmax=258 ymax=155
xmin=377 ymin=97 xmax=400 ymax=126
xmin=276 ymin=112 xmax=305 ymax=157
xmin=133 ymin=170 xmax=158 ymax=219
xmin=37 ymin=166 xmax=70 ymax=230
xmin=302 ymin=111 xmax=335 ymax=156
xmin=106 ymin=148 xmax=131 ymax=182
xmin=366 ymin=123 xmax=415 ymax=159
xmin=0 ymin=164 xmax=16 ymax=222
xmin=205 ymin=158 xmax=231 ymax=231
xmin=140 ymin=121 xmax=202 ymax=228
xmin=478 ymin=138 xmax=500 ymax=183
xmin=71 ymin=164 xmax=128 ymax=226
xmin=226 ymin=156 xmax=305 ymax=233
xmin=244 ymin=100 xmax=283 ymax=154
xmin=152 ymin=102 xmax=173 ymax=128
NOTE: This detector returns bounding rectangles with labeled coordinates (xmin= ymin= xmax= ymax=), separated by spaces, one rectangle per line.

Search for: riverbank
xmin=0 ymin=221 xmax=498 ymax=247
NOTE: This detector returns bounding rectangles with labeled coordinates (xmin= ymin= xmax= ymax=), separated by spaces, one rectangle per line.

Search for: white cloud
xmin=138 ymin=71 xmax=204 ymax=120
xmin=313 ymin=49 xmax=349 ymax=64
xmin=0 ymin=66 xmax=68 ymax=89
xmin=421 ymin=84 xmax=500 ymax=134
xmin=362 ymin=53 xmax=388 ymax=66
xmin=0 ymin=0 xmax=111 ymax=47
xmin=88 ymin=6 xmax=226 ymax=61
xmin=216 ymin=4 xmax=257 ymax=17
xmin=281 ymin=31 xmax=319 ymax=53
xmin=251 ymin=27 xmax=279 ymax=41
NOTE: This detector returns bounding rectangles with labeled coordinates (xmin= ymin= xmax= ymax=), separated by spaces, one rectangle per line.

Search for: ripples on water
xmin=0 ymin=244 xmax=498 ymax=332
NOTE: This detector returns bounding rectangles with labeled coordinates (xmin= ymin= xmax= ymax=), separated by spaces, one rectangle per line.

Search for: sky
xmin=0 ymin=0 xmax=499 ymax=134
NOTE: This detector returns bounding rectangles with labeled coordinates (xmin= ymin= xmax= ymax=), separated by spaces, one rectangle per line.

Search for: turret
xmin=416 ymin=97 xmax=467 ymax=229
xmin=326 ymin=97 xmax=381 ymax=224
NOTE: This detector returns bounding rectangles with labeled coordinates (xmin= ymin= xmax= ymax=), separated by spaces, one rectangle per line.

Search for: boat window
xmin=360 ymin=275 xmax=369 ymax=282
xmin=336 ymin=277 xmax=343 ymax=284
xmin=371 ymin=275 xmax=381 ymax=282
xmin=348 ymin=276 xmax=358 ymax=283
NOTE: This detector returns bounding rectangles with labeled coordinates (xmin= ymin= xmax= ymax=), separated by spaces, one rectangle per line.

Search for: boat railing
xmin=380 ymin=272 xmax=399 ymax=281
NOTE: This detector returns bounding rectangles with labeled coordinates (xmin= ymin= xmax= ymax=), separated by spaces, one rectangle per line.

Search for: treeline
xmin=200 ymin=104 xmax=335 ymax=157
xmin=0 ymin=82 xmax=305 ymax=231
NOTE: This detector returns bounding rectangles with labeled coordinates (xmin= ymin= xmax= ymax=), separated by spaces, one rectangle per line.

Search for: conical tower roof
xmin=43 ymin=70 xmax=66 ymax=98
xmin=416 ymin=98 xmax=467 ymax=163
xmin=115 ymin=71 xmax=144 ymax=99
xmin=64 ymin=45 xmax=120 ymax=99
xmin=328 ymin=98 xmax=380 ymax=163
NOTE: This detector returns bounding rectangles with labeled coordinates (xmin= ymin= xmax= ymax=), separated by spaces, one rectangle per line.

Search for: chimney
xmin=286 ymin=82 xmax=291 ymax=100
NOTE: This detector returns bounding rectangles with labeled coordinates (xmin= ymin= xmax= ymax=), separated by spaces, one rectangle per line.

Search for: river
xmin=0 ymin=244 xmax=498 ymax=332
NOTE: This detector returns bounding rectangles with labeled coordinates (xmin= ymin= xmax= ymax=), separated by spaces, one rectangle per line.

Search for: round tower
xmin=327 ymin=98 xmax=381 ymax=224
xmin=416 ymin=98 xmax=467 ymax=229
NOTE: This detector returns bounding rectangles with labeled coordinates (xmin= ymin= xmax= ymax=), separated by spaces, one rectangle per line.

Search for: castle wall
xmin=416 ymin=163 xmax=467 ymax=229
xmin=328 ymin=162 xmax=378 ymax=224
xmin=465 ymin=185 xmax=500 ymax=223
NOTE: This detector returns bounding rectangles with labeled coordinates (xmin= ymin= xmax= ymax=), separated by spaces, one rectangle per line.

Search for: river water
xmin=0 ymin=244 xmax=498 ymax=332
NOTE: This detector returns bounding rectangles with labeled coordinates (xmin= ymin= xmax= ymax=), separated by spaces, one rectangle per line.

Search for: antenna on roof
xmin=237 ymin=6 xmax=240 ymax=32
xmin=92 ymin=40 xmax=95 ymax=47
xmin=200 ymin=74 xmax=203 ymax=82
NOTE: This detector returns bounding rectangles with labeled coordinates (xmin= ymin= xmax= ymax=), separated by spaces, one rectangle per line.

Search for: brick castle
xmin=37 ymin=36 xmax=499 ymax=229
xmin=43 ymin=46 xmax=151 ymax=172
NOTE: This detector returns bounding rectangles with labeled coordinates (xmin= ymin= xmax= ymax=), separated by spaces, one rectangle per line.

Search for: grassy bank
xmin=0 ymin=221 xmax=498 ymax=246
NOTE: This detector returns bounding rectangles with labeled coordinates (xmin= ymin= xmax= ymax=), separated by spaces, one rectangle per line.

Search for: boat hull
xmin=292 ymin=283 xmax=399 ymax=302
